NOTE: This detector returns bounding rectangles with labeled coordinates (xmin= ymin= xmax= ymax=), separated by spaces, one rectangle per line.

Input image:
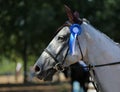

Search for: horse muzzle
xmin=34 ymin=65 xmax=57 ymax=81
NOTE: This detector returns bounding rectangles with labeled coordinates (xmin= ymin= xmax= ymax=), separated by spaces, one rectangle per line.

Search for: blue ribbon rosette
xmin=69 ymin=24 xmax=82 ymax=55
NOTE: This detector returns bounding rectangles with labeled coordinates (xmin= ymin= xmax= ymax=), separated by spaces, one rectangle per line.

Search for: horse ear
xmin=64 ymin=5 xmax=74 ymax=23
xmin=74 ymin=11 xmax=80 ymax=19
xmin=64 ymin=5 xmax=82 ymax=24
xmin=74 ymin=11 xmax=82 ymax=24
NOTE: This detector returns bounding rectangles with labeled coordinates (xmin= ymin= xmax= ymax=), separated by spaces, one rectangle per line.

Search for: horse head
xmin=34 ymin=5 xmax=87 ymax=81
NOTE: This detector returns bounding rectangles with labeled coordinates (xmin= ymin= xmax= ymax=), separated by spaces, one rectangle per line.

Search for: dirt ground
xmin=0 ymin=75 xmax=23 ymax=84
xmin=0 ymin=83 xmax=71 ymax=92
xmin=0 ymin=75 xmax=95 ymax=92
xmin=0 ymin=75 xmax=71 ymax=92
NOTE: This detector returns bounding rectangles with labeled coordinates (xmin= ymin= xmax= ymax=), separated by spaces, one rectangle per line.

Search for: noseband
xmin=44 ymin=45 xmax=69 ymax=71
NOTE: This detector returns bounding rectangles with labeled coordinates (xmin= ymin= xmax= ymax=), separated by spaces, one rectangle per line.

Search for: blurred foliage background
xmin=0 ymin=0 xmax=120 ymax=83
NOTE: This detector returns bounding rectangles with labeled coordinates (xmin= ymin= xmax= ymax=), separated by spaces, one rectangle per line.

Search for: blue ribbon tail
xmin=69 ymin=34 xmax=76 ymax=55
xmin=69 ymin=24 xmax=82 ymax=55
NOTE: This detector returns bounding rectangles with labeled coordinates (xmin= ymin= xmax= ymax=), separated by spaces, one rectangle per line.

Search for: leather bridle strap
xmin=76 ymin=36 xmax=84 ymax=61
xmin=44 ymin=43 xmax=69 ymax=71
xmin=44 ymin=49 xmax=63 ymax=71
xmin=82 ymin=61 xmax=120 ymax=70
xmin=44 ymin=49 xmax=59 ymax=63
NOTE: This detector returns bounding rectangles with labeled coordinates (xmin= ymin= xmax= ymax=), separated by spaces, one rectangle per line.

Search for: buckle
xmin=53 ymin=63 xmax=65 ymax=71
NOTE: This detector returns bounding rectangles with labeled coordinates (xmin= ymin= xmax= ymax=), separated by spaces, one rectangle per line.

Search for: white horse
xmin=34 ymin=6 xmax=120 ymax=92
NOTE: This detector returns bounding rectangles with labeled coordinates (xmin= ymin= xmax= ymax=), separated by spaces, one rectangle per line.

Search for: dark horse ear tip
xmin=64 ymin=4 xmax=68 ymax=8
xmin=64 ymin=5 xmax=70 ymax=10
xmin=64 ymin=4 xmax=73 ymax=13
xmin=64 ymin=5 xmax=82 ymax=24
xmin=74 ymin=11 xmax=79 ymax=18
xmin=64 ymin=4 xmax=74 ymax=23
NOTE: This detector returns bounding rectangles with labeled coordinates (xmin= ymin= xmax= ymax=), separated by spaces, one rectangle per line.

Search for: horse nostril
xmin=35 ymin=65 xmax=41 ymax=74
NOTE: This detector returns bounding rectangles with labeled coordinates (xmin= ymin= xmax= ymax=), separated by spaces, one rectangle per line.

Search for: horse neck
xmin=81 ymin=22 xmax=120 ymax=92
xmin=82 ymin=22 xmax=120 ymax=65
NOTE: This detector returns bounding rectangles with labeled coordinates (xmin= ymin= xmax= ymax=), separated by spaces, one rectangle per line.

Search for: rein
xmin=84 ymin=61 xmax=120 ymax=70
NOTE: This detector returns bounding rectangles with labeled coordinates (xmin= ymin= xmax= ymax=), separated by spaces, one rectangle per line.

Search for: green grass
xmin=0 ymin=55 xmax=36 ymax=75
xmin=0 ymin=56 xmax=36 ymax=74
xmin=0 ymin=59 xmax=16 ymax=74
xmin=0 ymin=57 xmax=24 ymax=75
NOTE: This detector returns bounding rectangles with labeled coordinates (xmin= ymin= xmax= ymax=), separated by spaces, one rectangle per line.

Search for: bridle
xmin=44 ymin=21 xmax=84 ymax=72
xmin=44 ymin=43 xmax=69 ymax=71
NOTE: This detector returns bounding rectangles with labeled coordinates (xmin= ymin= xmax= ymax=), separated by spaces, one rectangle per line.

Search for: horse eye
xmin=58 ymin=36 xmax=66 ymax=41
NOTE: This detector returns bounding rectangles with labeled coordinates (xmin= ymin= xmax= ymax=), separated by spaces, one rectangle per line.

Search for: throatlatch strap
xmin=76 ymin=36 xmax=84 ymax=60
xmin=89 ymin=70 xmax=100 ymax=92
